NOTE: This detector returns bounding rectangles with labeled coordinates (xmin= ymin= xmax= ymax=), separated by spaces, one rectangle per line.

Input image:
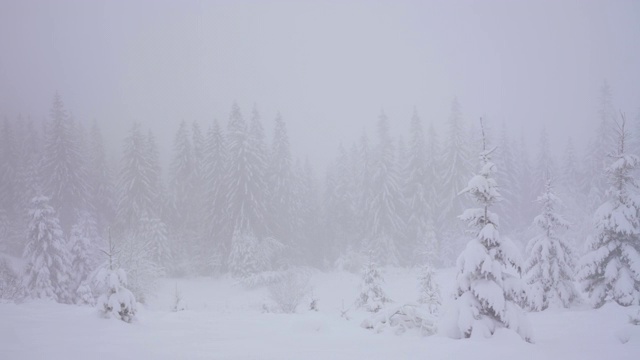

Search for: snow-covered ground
xmin=1 ymin=268 xmax=639 ymax=360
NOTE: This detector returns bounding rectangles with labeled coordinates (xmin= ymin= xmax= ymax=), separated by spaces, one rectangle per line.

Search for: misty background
xmin=1 ymin=0 xmax=639 ymax=168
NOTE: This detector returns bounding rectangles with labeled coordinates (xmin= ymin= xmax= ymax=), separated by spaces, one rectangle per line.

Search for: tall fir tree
xmin=404 ymin=110 xmax=433 ymax=264
xmin=524 ymin=179 xmax=579 ymax=311
xmin=363 ymin=111 xmax=405 ymax=266
xmin=578 ymin=115 xmax=640 ymax=307
xmin=41 ymin=94 xmax=90 ymax=231
xmin=268 ymin=113 xmax=295 ymax=246
xmin=204 ymin=119 xmax=229 ymax=271
xmin=449 ymin=119 xmax=532 ymax=342
xmin=440 ymin=98 xmax=472 ymax=263
xmin=23 ymin=196 xmax=72 ymax=303
xmin=226 ymin=103 xmax=270 ymax=274
xmin=88 ymin=121 xmax=115 ymax=229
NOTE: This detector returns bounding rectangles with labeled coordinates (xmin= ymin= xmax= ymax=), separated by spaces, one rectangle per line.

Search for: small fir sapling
xmin=94 ymin=229 xmax=137 ymax=322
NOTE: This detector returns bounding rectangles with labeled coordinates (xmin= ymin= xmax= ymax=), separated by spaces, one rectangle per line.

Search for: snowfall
xmin=1 ymin=268 xmax=639 ymax=360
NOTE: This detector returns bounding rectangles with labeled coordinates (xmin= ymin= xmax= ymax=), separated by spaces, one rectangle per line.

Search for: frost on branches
xmin=524 ymin=179 xmax=580 ymax=311
xmin=94 ymin=234 xmax=137 ymax=323
xmin=449 ymin=121 xmax=532 ymax=342
xmin=357 ymin=255 xmax=391 ymax=313
xmin=579 ymin=117 xmax=640 ymax=308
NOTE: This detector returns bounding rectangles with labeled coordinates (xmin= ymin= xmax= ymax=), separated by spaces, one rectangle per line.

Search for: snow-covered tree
xmin=357 ymin=254 xmax=391 ymax=313
xmin=493 ymin=124 xmax=518 ymax=234
xmin=87 ymin=121 xmax=115 ymax=229
xmin=440 ymin=98 xmax=471 ymax=229
xmin=69 ymin=211 xmax=100 ymax=300
xmin=324 ymin=144 xmax=359 ymax=264
xmin=362 ymin=111 xmax=405 ymax=266
xmin=404 ymin=110 xmax=432 ymax=260
xmin=524 ymin=179 xmax=579 ymax=311
xmin=449 ymin=119 xmax=532 ymax=342
xmin=579 ymin=115 xmax=640 ymax=308
xmin=417 ymin=223 xmax=441 ymax=314
xmin=203 ymin=119 xmax=228 ymax=272
xmin=41 ymin=94 xmax=90 ymax=231
xmin=116 ymin=123 xmax=158 ymax=234
xmin=23 ymin=196 xmax=72 ymax=302
xmin=418 ymin=263 xmax=441 ymax=315
xmin=226 ymin=103 xmax=270 ymax=238
xmin=583 ymin=82 xmax=617 ymax=211
xmin=268 ymin=113 xmax=295 ymax=247
xmin=94 ymin=234 xmax=136 ymax=322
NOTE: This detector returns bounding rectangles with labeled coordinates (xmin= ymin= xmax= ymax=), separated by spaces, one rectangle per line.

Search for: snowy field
xmin=1 ymin=268 xmax=639 ymax=360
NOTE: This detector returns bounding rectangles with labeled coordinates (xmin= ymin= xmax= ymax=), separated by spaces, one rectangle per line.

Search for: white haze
xmin=1 ymin=0 xmax=639 ymax=168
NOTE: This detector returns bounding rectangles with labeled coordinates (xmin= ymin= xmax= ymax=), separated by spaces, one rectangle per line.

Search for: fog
xmin=2 ymin=0 xmax=639 ymax=168
xmin=3 ymin=1 xmax=640 ymax=357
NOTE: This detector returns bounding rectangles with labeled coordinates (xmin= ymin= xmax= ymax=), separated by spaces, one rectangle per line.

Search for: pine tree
xmin=418 ymin=264 xmax=441 ymax=315
xmin=363 ymin=111 xmax=405 ymax=266
xmin=357 ymin=254 xmax=391 ymax=312
xmin=450 ymin=119 xmax=532 ymax=342
xmin=94 ymin=232 xmax=137 ymax=322
xmin=524 ymin=179 xmax=579 ymax=311
xmin=23 ymin=196 xmax=72 ymax=302
xmin=417 ymin=220 xmax=441 ymax=314
xmin=41 ymin=94 xmax=90 ymax=231
xmin=583 ymin=82 xmax=617 ymax=211
xmin=115 ymin=123 xmax=157 ymax=234
xmin=578 ymin=115 xmax=640 ymax=308
xmin=226 ymin=103 xmax=270 ymax=237
xmin=168 ymin=120 xmax=194 ymax=228
xmin=440 ymin=98 xmax=472 ymax=264
xmin=69 ymin=211 xmax=100 ymax=300
xmin=404 ymin=110 xmax=432 ymax=262
xmin=87 ymin=121 xmax=115 ymax=229
xmin=203 ymin=119 xmax=229 ymax=272
xmin=268 ymin=113 xmax=295 ymax=246
xmin=324 ymin=144 xmax=359 ymax=264
xmin=494 ymin=124 xmax=518 ymax=234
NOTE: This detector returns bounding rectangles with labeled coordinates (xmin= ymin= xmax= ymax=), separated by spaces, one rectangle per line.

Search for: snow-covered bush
xmin=524 ymin=179 xmax=580 ymax=311
xmin=448 ymin=122 xmax=532 ymax=342
xmin=578 ymin=119 xmax=640 ymax=308
xmin=229 ymin=229 xmax=285 ymax=279
xmin=75 ymin=281 xmax=95 ymax=306
xmin=356 ymin=256 xmax=391 ymax=313
xmin=94 ymin=266 xmax=137 ymax=322
xmin=361 ymin=304 xmax=437 ymax=336
xmin=267 ymin=269 xmax=312 ymax=313
xmin=94 ymin=236 xmax=136 ymax=322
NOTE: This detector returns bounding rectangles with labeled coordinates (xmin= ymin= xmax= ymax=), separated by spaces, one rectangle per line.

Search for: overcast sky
xmin=1 ymin=0 xmax=639 ymax=168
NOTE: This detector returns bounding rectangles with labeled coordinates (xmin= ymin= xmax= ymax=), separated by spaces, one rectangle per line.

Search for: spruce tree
xmin=524 ymin=179 xmax=579 ymax=311
xmin=95 ymin=232 xmax=137 ymax=322
xmin=404 ymin=110 xmax=432 ymax=262
xmin=357 ymin=254 xmax=391 ymax=313
xmin=23 ymin=196 xmax=72 ymax=302
xmin=363 ymin=111 xmax=404 ymax=266
xmin=69 ymin=211 xmax=100 ymax=300
xmin=41 ymin=94 xmax=90 ymax=231
xmin=579 ymin=115 xmax=640 ymax=307
xmin=268 ymin=113 xmax=295 ymax=246
xmin=450 ymin=119 xmax=532 ymax=342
